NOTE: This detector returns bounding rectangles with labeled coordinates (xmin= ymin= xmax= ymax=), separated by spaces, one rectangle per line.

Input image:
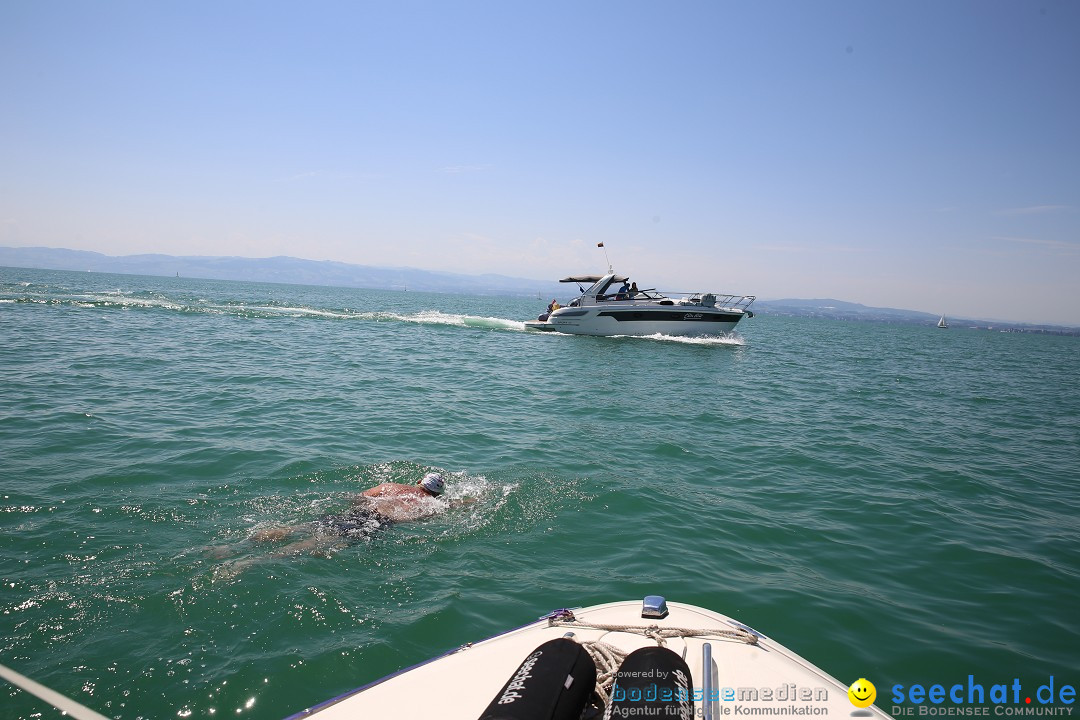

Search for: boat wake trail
xmin=4 ymin=284 xmax=531 ymax=331
xmin=633 ymin=332 xmax=746 ymax=346
xmin=529 ymin=330 xmax=747 ymax=345
xmin=393 ymin=310 xmax=525 ymax=332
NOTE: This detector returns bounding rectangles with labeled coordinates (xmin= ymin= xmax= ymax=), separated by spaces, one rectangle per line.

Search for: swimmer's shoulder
xmin=362 ymin=482 xmax=425 ymax=499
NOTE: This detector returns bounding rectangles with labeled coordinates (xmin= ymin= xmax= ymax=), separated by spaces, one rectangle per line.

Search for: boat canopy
xmin=560 ymin=274 xmax=629 ymax=283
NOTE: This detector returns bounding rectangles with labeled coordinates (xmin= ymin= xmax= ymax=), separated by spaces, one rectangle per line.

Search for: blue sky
xmin=1 ymin=1 xmax=1077 ymax=324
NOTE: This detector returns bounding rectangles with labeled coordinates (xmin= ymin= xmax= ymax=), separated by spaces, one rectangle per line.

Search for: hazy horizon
xmin=7 ymin=245 xmax=1079 ymax=329
xmin=2 ymin=2 xmax=1077 ymax=325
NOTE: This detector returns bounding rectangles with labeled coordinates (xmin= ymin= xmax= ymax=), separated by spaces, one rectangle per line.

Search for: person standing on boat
xmin=615 ymin=280 xmax=631 ymax=300
xmin=627 ymin=282 xmax=639 ymax=299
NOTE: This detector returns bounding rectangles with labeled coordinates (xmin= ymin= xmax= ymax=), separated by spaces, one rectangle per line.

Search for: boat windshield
xmin=584 ymin=277 xmax=608 ymax=296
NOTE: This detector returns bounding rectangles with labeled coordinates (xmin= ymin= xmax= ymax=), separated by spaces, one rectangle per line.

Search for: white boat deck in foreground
xmin=288 ymin=598 xmax=890 ymax=719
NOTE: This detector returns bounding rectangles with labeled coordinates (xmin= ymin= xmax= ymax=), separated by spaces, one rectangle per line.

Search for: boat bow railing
xmin=631 ymin=291 xmax=756 ymax=311
xmin=567 ymin=289 xmax=756 ymax=313
xmin=690 ymin=293 xmax=756 ymax=311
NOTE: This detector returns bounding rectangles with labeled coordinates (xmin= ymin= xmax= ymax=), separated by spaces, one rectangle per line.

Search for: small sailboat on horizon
xmin=937 ymin=314 xmax=949 ymax=329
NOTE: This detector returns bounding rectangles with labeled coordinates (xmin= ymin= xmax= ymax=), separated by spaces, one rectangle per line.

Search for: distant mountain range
xmin=2 ymin=246 xmax=1077 ymax=335
xmin=0 ymin=246 xmax=567 ymax=298
xmin=752 ymin=297 xmax=940 ymax=322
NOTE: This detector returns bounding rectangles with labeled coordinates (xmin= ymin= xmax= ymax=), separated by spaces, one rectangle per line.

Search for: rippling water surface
xmin=2 ymin=267 xmax=1077 ymax=719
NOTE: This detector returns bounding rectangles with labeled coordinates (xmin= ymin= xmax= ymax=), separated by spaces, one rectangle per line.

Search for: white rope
xmin=0 ymin=662 xmax=111 ymax=720
xmin=579 ymin=641 xmax=627 ymax=706
xmin=550 ymin=617 xmax=759 ymax=646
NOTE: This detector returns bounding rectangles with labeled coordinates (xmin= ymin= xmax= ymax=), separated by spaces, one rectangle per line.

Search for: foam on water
xmin=629 ymin=331 xmax=746 ymax=345
xmin=394 ymin=309 xmax=526 ymax=331
xmin=4 ymin=280 xmax=534 ymax=333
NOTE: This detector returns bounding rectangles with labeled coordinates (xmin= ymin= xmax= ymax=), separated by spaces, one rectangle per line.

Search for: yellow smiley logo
xmin=848 ymin=678 xmax=876 ymax=708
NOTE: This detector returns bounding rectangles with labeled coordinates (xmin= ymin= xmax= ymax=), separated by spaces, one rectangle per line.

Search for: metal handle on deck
xmin=703 ymin=642 xmax=713 ymax=720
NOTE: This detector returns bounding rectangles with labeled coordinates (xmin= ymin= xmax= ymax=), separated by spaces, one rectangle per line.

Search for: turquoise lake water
xmin=2 ymin=266 xmax=1078 ymax=719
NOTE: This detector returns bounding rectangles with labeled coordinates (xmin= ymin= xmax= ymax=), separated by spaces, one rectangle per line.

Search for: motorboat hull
xmin=525 ymin=306 xmax=748 ymax=336
xmin=286 ymin=598 xmax=889 ymax=719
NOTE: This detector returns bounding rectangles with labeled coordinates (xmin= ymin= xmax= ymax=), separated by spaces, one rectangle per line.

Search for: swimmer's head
xmin=419 ymin=472 xmax=445 ymax=496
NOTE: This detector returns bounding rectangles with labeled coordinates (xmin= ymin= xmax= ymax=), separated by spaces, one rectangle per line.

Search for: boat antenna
xmin=597 ymin=242 xmax=612 ymax=274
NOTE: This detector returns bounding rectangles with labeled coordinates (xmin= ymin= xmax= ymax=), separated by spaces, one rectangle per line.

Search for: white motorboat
xmin=287 ymin=596 xmax=890 ymax=720
xmin=524 ymin=274 xmax=755 ymax=337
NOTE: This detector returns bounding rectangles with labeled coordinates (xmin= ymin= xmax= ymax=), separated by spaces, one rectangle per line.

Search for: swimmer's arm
xmin=447 ymin=497 xmax=477 ymax=509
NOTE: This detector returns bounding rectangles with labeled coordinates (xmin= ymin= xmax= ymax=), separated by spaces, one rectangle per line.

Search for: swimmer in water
xmin=216 ymin=473 xmax=466 ymax=572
